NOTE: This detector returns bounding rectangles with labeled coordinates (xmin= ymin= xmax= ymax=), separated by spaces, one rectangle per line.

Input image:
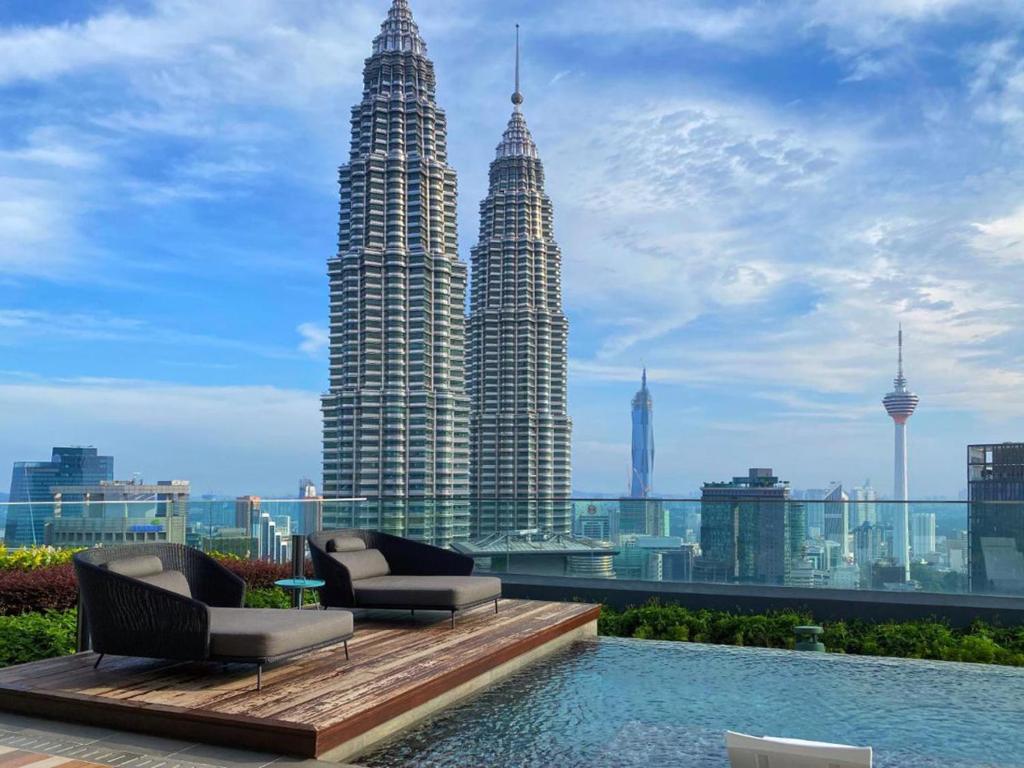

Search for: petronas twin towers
xmin=322 ymin=1 xmax=571 ymax=546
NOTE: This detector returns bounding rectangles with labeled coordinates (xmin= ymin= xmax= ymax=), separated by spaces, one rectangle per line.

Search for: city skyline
xmin=2 ymin=1 xmax=1024 ymax=497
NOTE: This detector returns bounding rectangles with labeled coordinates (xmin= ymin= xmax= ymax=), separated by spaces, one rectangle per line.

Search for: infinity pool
xmin=360 ymin=637 xmax=1024 ymax=767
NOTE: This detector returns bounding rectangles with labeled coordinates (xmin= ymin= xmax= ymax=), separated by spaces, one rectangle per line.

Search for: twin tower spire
xmin=322 ymin=0 xmax=571 ymax=545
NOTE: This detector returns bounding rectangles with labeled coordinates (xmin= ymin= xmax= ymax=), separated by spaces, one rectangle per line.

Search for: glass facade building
xmin=6 ymin=447 xmax=114 ymax=547
xmin=968 ymin=443 xmax=1024 ymax=594
xmin=696 ymin=468 xmax=805 ymax=586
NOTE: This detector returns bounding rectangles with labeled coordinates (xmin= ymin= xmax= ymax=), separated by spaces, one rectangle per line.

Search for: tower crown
xmin=883 ymin=325 xmax=919 ymax=423
xmin=373 ymin=0 xmax=426 ymax=56
xmin=496 ymin=24 xmax=538 ymax=160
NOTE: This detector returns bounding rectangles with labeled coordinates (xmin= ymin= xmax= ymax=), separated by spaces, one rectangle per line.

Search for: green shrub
xmin=0 ymin=610 xmax=77 ymax=668
xmin=244 ymin=587 xmax=319 ymax=609
xmin=599 ymin=602 xmax=1024 ymax=667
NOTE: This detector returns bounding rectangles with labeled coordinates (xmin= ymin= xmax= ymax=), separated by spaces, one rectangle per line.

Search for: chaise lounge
xmin=74 ymin=543 xmax=355 ymax=690
xmin=308 ymin=530 xmax=502 ymax=627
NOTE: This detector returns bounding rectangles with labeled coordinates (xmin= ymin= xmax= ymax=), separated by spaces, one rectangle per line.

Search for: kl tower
xmin=883 ymin=325 xmax=920 ymax=581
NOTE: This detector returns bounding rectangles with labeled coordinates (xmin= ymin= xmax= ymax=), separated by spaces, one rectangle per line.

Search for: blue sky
xmin=1 ymin=0 xmax=1023 ymax=499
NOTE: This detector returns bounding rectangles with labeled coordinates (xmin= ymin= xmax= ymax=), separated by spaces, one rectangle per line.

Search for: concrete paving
xmin=0 ymin=712 xmax=365 ymax=768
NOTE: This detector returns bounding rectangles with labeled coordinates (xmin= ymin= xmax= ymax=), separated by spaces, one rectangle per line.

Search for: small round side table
xmin=274 ymin=578 xmax=326 ymax=610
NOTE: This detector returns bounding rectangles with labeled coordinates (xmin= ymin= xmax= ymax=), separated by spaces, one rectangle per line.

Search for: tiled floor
xmin=0 ymin=713 xmax=362 ymax=768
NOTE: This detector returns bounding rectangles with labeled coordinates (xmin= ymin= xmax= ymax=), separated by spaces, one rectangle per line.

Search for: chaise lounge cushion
xmin=353 ymin=575 xmax=501 ymax=609
xmin=330 ymin=548 xmax=390 ymax=580
xmin=208 ymin=608 xmax=354 ymax=660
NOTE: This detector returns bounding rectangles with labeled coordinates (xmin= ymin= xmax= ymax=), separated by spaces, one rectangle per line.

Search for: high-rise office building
xmin=910 ymin=512 xmax=936 ymax=558
xmin=235 ymin=496 xmax=261 ymax=534
xmin=822 ymin=483 xmax=850 ymax=560
xmin=853 ymin=520 xmax=887 ymax=573
xmin=618 ymin=498 xmax=668 ymax=538
xmin=6 ymin=447 xmax=114 ymax=546
xmin=298 ymin=478 xmax=323 ymax=536
xmin=468 ymin=26 xmax=571 ymax=537
xmin=630 ymin=369 xmax=654 ymax=498
xmin=321 ymin=0 xmax=470 ymax=547
xmin=883 ymin=326 xmax=919 ymax=581
xmin=696 ymin=468 xmax=805 ymax=586
xmin=968 ymin=443 xmax=1024 ymax=594
xmin=850 ymin=479 xmax=878 ymax=528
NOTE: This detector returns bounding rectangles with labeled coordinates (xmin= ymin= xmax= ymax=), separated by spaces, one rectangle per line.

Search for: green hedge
xmin=0 ymin=610 xmax=77 ymax=667
xmin=598 ymin=602 xmax=1024 ymax=666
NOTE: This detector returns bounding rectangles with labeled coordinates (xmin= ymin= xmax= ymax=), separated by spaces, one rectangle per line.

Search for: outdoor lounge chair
xmin=308 ymin=529 xmax=502 ymax=627
xmin=725 ymin=731 xmax=872 ymax=768
xmin=74 ymin=543 xmax=354 ymax=690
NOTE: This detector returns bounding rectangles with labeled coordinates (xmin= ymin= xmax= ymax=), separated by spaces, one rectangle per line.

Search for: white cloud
xmin=972 ymin=205 xmax=1024 ymax=263
xmin=297 ymin=322 xmax=328 ymax=358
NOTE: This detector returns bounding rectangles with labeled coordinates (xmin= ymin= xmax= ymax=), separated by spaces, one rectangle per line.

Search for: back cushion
xmin=329 ymin=536 xmax=367 ymax=553
xmin=330 ymin=549 xmax=390 ymax=581
xmin=106 ymin=555 xmax=163 ymax=578
xmin=137 ymin=570 xmax=192 ymax=598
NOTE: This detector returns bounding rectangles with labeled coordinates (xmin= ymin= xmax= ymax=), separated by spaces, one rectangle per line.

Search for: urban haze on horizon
xmin=2 ymin=0 xmax=1023 ymax=500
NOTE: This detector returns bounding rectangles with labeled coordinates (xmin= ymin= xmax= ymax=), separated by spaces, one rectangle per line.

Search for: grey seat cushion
xmin=353 ymin=576 xmax=502 ymax=609
xmin=330 ymin=548 xmax=390 ymax=580
xmin=208 ymin=608 xmax=354 ymax=660
xmin=106 ymin=555 xmax=163 ymax=578
xmin=136 ymin=570 xmax=192 ymax=598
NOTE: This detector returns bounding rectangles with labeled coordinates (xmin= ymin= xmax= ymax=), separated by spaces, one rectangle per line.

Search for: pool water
xmin=360 ymin=637 xmax=1024 ymax=767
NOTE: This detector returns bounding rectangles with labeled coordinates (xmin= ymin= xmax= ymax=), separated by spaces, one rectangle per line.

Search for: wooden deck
xmin=0 ymin=600 xmax=599 ymax=760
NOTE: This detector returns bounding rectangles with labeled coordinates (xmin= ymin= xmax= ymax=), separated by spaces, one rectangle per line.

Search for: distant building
xmin=235 ymin=496 xmax=261 ymax=534
xmin=822 ymin=484 xmax=850 ymax=560
xmin=51 ymin=480 xmax=189 ymax=518
xmin=576 ymin=503 xmax=616 ymax=542
xmin=614 ymin=535 xmax=684 ymax=581
xmin=662 ymin=543 xmax=699 ymax=582
xmin=947 ymin=531 xmax=967 ymax=574
xmin=968 ymin=443 xmax=1024 ymax=594
xmin=42 ymin=479 xmax=189 ymax=548
xmin=298 ymin=479 xmax=323 ymax=536
xmin=853 ymin=520 xmax=890 ymax=575
xmin=850 ymin=479 xmax=878 ymax=527
xmin=452 ymin=532 xmax=617 ymax=579
xmin=911 ymin=512 xmax=936 ymax=558
xmin=46 ymin=515 xmax=186 ymax=548
xmin=630 ymin=369 xmax=655 ymax=498
xmin=257 ymin=512 xmax=291 ymax=563
xmin=6 ymin=447 xmax=114 ymax=546
xmin=618 ymin=497 xmax=668 ymax=538
xmin=696 ymin=468 xmax=805 ymax=586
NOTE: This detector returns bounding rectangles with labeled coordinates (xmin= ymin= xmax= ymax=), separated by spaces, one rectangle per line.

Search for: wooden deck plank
xmin=0 ymin=599 xmax=599 ymax=759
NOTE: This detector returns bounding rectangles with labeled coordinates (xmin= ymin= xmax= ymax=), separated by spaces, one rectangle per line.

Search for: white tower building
xmin=321 ymin=0 xmax=469 ymax=546
xmin=882 ymin=326 xmax=920 ymax=580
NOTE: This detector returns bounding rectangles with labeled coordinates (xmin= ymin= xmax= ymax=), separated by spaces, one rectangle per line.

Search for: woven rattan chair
xmin=74 ymin=543 xmax=354 ymax=689
xmin=308 ymin=530 xmax=502 ymax=628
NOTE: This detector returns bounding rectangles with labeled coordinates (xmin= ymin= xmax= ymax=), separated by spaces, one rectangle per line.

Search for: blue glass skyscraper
xmin=630 ymin=369 xmax=654 ymax=498
xmin=6 ymin=447 xmax=114 ymax=546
